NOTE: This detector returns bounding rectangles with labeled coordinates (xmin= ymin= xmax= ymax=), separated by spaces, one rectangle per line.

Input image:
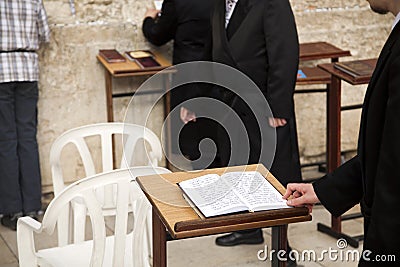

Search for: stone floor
xmin=0 ymin=167 xmax=364 ymax=267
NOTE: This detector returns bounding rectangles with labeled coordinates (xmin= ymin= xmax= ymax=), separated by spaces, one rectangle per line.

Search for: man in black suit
xmin=143 ymin=0 xmax=214 ymax=65
xmin=283 ymin=0 xmax=400 ymax=265
xmin=209 ymin=0 xmax=301 ymax=178
xmin=142 ymin=0 xmax=219 ymax=169
xmin=187 ymin=0 xmax=301 ymax=250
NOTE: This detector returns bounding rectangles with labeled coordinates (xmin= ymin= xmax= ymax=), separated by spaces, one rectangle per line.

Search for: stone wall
xmin=37 ymin=0 xmax=393 ymax=189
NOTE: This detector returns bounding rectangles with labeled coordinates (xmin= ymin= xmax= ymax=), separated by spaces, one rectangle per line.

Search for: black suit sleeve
xmin=313 ymin=156 xmax=363 ymax=217
xmin=179 ymin=4 xmax=215 ymax=113
xmin=365 ymin=55 xmax=400 ymax=253
xmin=142 ymin=0 xmax=178 ymax=46
xmin=263 ymin=0 xmax=299 ymax=119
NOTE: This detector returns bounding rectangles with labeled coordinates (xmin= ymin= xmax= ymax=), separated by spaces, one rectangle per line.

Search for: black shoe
xmin=287 ymin=258 xmax=296 ymax=267
xmin=287 ymin=258 xmax=303 ymax=267
xmin=287 ymin=249 xmax=304 ymax=267
xmin=215 ymin=230 xmax=264 ymax=246
xmin=1 ymin=212 xmax=23 ymax=231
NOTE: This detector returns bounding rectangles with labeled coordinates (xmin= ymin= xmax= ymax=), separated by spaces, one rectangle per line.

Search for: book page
xmin=179 ymin=174 xmax=248 ymax=217
xmin=221 ymin=171 xmax=290 ymax=212
xmin=128 ymin=51 xmax=153 ymax=59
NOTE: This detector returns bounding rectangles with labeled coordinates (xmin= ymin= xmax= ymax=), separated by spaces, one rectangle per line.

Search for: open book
xmin=178 ymin=171 xmax=290 ymax=218
xmin=124 ymin=50 xmax=161 ymax=69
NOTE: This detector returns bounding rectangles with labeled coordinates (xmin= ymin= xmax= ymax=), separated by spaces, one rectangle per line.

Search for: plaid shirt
xmin=0 ymin=0 xmax=50 ymax=82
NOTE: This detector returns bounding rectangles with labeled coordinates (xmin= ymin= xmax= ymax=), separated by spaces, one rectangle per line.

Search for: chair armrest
xmin=18 ymin=216 xmax=42 ymax=233
xmin=17 ymin=217 xmax=42 ymax=267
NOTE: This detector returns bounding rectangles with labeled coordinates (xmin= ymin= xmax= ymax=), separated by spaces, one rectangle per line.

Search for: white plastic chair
xmin=49 ymin=123 xmax=163 ymax=246
xmin=50 ymin=122 xmax=162 ymax=196
xmin=17 ymin=167 xmax=171 ymax=267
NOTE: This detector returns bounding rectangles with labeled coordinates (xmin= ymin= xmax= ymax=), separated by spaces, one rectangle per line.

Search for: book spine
xmin=334 ymin=64 xmax=358 ymax=77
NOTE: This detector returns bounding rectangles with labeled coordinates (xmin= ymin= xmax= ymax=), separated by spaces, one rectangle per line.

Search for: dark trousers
xmin=0 ymin=82 xmax=42 ymax=214
xmin=170 ymin=115 xmax=221 ymax=170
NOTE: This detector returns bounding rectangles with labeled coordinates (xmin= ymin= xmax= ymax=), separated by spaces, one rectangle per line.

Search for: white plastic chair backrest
xmin=50 ymin=123 xmax=164 ymax=247
xmin=50 ymin=123 xmax=162 ymax=196
xmin=40 ymin=166 xmax=170 ymax=267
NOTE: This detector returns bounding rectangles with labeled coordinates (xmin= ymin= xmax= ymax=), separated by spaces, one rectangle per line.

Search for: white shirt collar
xmin=392 ymin=12 xmax=400 ymax=30
xmin=225 ymin=0 xmax=239 ymax=28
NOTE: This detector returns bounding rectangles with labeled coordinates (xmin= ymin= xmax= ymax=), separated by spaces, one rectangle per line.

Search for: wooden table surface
xmin=137 ymin=164 xmax=311 ymax=239
xmin=299 ymin=42 xmax=351 ymax=61
xmin=296 ymin=66 xmax=331 ymax=85
xmin=318 ymin=58 xmax=378 ymax=85
xmin=97 ymin=50 xmax=173 ymax=77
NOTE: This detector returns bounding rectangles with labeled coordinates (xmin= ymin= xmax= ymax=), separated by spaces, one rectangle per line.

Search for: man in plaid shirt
xmin=0 ymin=0 xmax=50 ymax=230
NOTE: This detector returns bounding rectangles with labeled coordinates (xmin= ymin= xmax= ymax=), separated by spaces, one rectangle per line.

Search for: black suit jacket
xmin=211 ymin=0 xmax=299 ymax=119
xmin=313 ymin=23 xmax=400 ymax=262
xmin=142 ymin=0 xmax=219 ymax=162
xmin=142 ymin=0 xmax=214 ymax=65
xmin=142 ymin=0 xmax=216 ymax=109
xmin=205 ymin=0 xmax=301 ymax=183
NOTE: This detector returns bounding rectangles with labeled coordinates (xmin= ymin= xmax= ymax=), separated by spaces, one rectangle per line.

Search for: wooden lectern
xmin=317 ymin=58 xmax=377 ymax=248
xmin=136 ymin=164 xmax=311 ymax=267
xmin=97 ymin=51 xmax=175 ymax=169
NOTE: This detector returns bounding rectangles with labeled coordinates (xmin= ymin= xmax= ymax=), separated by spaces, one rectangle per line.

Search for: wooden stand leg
xmin=327 ymin=77 xmax=342 ymax=233
xmin=318 ymin=76 xmax=361 ymax=248
xmin=105 ymin=70 xmax=114 ymax=123
xmin=104 ymin=69 xmax=117 ymax=169
xmin=327 ymin=78 xmax=341 ymax=175
xmin=271 ymin=225 xmax=287 ymax=267
xmin=153 ymin=208 xmax=167 ymax=267
xmin=163 ymin=74 xmax=172 ymax=170
xmin=317 ymin=222 xmax=360 ymax=248
xmin=104 ymin=70 xmax=117 ymax=169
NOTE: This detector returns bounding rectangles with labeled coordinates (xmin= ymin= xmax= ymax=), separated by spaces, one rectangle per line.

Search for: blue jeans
xmin=0 ymin=82 xmax=41 ymax=214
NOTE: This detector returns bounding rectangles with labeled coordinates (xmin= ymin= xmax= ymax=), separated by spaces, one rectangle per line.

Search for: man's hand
xmin=283 ymin=183 xmax=320 ymax=213
xmin=268 ymin=117 xmax=287 ymax=128
xmin=144 ymin=8 xmax=160 ymax=19
xmin=180 ymin=107 xmax=196 ymax=124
